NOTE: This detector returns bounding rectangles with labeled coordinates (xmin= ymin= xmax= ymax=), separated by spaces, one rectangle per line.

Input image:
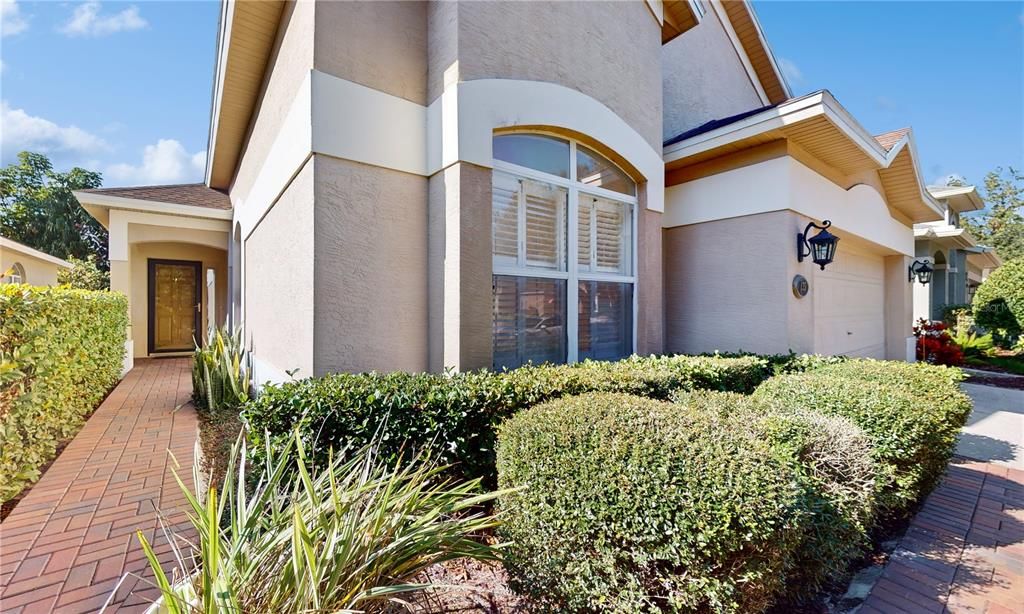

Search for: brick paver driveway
xmin=861 ymin=459 xmax=1024 ymax=614
xmin=1 ymin=358 xmax=197 ymax=613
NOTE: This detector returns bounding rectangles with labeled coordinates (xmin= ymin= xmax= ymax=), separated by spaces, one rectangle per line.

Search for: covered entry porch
xmin=75 ymin=185 xmax=232 ymax=372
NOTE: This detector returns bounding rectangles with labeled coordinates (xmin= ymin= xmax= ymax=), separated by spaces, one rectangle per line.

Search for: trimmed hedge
xmin=753 ymin=360 xmax=971 ymax=517
xmin=972 ymin=257 xmax=1024 ymax=340
xmin=674 ymin=390 xmax=876 ymax=600
xmin=0 ymin=285 xmax=128 ymax=502
xmin=242 ymin=355 xmax=770 ymax=486
xmin=496 ymin=393 xmax=802 ymax=613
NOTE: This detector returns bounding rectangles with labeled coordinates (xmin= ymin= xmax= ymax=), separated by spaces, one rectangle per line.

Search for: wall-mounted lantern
xmin=797 ymin=220 xmax=839 ymax=270
xmin=909 ymin=260 xmax=934 ymax=285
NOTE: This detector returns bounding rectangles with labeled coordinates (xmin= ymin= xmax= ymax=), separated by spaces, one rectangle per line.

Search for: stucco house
xmin=1 ymin=236 xmax=72 ymax=286
xmin=912 ymin=184 xmax=1001 ymax=323
xmin=74 ymin=0 xmax=947 ymax=382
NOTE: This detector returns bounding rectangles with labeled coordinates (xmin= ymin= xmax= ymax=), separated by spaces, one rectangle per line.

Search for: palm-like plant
xmin=138 ymin=433 xmax=504 ymax=613
xmin=192 ymin=325 xmax=250 ymax=411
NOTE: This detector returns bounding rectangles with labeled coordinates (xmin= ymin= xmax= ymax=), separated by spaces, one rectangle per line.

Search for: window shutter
xmin=492 ymin=172 xmax=520 ymax=267
xmin=523 ymin=181 xmax=566 ymax=270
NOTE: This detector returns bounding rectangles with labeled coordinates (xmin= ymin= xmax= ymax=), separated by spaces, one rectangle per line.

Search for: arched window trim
xmin=6 ymin=262 xmax=25 ymax=284
xmin=491 ymin=131 xmax=638 ymax=368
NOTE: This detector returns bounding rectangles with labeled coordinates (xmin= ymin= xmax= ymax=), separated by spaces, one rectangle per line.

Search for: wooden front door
xmin=148 ymin=259 xmax=202 ymax=354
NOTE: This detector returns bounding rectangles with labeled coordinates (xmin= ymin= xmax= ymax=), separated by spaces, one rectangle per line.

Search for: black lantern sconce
xmin=909 ymin=260 xmax=934 ymax=285
xmin=797 ymin=220 xmax=839 ymax=270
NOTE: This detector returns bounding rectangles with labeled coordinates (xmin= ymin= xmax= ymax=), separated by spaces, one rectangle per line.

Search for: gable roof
xmin=874 ymin=128 xmax=910 ymax=151
xmin=719 ymin=0 xmax=790 ymax=105
xmin=0 ymin=236 xmax=73 ymax=269
xmin=663 ymin=90 xmax=944 ymax=224
xmin=78 ymin=184 xmax=231 ymax=210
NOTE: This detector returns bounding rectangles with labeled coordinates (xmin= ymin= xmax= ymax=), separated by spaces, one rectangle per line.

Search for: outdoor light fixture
xmin=909 ymin=259 xmax=934 ymax=285
xmin=797 ymin=220 xmax=839 ymax=270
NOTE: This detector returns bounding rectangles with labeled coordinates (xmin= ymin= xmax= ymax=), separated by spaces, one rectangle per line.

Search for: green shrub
xmin=674 ymin=390 xmax=876 ymax=600
xmin=57 ymin=255 xmax=109 ymax=290
xmin=0 ymin=285 xmax=128 ymax=502
xmin=973 ymin=257 xmax=1024 ymax=341
xmin=496 ymin=392 xmax=802 ymax=613
xmin=753 ymin=362 xmax=971 ymax=517
xmin=242 ymin=355 xmax=769 ymax=487
xmin=953 ymin=330 xmax=996 ymax=357
xmin=142 ymin=432 xmax=502 ymax=613
xmin=192 ymin=325 xmax=250 ymax=411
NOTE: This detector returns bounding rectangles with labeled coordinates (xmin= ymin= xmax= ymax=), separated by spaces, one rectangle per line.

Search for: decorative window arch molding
xmin=428 ymin=79 xmax=665 ymax=212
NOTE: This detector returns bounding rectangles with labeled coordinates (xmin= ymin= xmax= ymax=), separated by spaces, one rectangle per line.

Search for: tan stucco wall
xmin=665 ymin=211 xmax=794 ymax=355
xmin=427 ymin=162 xmax=492 ymax=373
xmin=231 ymin=0 xmax=314 ymax=207
xmin=637 ymin=206 xmax=664 ymax=355
xmin=0 ymin=249 xmax=64 ymax=286
xmin=314 ymin=0 xmax=427 ymax=105
xmin=127 ymin=242 xmax=227 ymax=357
xmin=312 ymin=155 xmax=429 ymax=375
xmin=245 ymin=159 xmax=315 ymax=378
xmin=662 ymin=4 xmax=764 ymax=140
xmin=432 ymin=0 xmax=663 ymax=150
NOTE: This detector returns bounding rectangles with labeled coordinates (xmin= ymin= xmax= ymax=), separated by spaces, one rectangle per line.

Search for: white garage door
xmin=813 ymin=250 xmax=886 ymax=358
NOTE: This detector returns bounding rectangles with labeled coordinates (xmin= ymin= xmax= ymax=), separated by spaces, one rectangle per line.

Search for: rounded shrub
xmin=675 ymin=390 xmax=876 ymax=599
xmin=496 ymin=392 xmax=802 ymax=613
xmin=753 ymin=370 xmax=968 ymax=517
xmin=972 ymin=257 xmax=1024 ymax=339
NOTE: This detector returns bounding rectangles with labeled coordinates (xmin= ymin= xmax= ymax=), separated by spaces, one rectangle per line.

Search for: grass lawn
xmin=965 ymin=352 xmax=1024 ymax=375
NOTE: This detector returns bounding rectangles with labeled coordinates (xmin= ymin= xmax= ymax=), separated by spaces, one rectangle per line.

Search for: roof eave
xmin=73 ymin=191 xmax=234 ymax=230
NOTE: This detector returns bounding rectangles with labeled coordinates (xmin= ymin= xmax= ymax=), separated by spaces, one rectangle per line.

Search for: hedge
xmin=753 ymin=361 xmax=971 ymax=517
xmin=242 ymin=355 xmax=770 ymax=487
xmin=674 ymin=390 xmax=876 ymax=600
xmin=496 ymin=393 xmax=802 ymax=613
xmin=972 ymin=257 xmax=1024 ymax=340
xmin=0 ymin=285 xmax=128 ymax=502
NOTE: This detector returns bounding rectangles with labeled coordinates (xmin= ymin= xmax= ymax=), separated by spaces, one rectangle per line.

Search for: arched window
xmin=4 ymin=262 xmax=26 ymax=284
xmin=491 ymin=132 xmax=637 ymax=370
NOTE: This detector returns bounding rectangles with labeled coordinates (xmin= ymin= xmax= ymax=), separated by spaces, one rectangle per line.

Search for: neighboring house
xmin=74 ymin=0 xmax=945 ymax=383
xmin=912 ymin=185 xmax=1001 ymax=322
xmin=0 ymin=236 xmax=72 ymax=286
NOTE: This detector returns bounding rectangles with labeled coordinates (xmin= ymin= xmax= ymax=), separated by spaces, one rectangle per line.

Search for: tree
xmin=58 ymin=255 xmax=110 ymax=290
xmin=0 ymin=152 xmax=108 ymax=267
xmin=961 ymin=167 xmax=1024 ymax=262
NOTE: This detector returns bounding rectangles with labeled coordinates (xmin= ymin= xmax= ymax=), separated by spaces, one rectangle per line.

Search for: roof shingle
xmin=873 ymin=128 xmax=910 ymax=151
xmin=79 ymin=183 xmax=231 ymax=210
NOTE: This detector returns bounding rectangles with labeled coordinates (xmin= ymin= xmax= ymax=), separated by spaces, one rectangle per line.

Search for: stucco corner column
xmin=884 ymin=254 xmax=914 ymax=361
xmin=428 ymin=162 xmax=493 ymax=373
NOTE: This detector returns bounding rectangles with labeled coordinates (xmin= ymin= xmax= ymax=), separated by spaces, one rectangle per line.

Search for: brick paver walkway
xmin=862 ymin=458 xmax=1024 ymax=614
xmin=1 ymin=358 xmax=197 ymax=613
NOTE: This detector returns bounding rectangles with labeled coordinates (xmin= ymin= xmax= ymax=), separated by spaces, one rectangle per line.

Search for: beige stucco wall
xmin=0 ymin=249 xmax=64 ymax=286
xmin=432 ymin=0 xmax=663 ymax=150
xmin=662 ymin=3 xmax=764 ymax=140
xmin=427 ymin=162 xmax=492 ymax=373
xmin=127 ymin=242 xmax=227 ymax=357
xmin=245 ymin=159 xmax=315 ymax=378
xmin=312 ymin=155 xmax=429 ymax=375
xmin=637 ymin=206 xmax=664 ymax=355
xmin=665 ymin=211 xmax=795 ymax=355
xmin=231 ymin=0 xmax=314 ymax=208
xmin=314 ymin=0 xmax=427 ymax=105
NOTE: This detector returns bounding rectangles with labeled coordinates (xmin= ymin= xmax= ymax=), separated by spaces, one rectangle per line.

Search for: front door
xmin=148 ymin=259 xmax=202 ymax=354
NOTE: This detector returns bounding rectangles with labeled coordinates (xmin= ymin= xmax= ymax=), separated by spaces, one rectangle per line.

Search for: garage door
xmin=813 ymin=250 xmax=886 ymax=358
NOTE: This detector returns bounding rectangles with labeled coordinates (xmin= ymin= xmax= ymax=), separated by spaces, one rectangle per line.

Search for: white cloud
xmin=1 ymin=100 xmax=110 ymax=162
xmin=2 ymin=0 xmax=29 ymax=37
xmin=59 ymin=1 xmax=147 ymax=37
xmin=778 ymin=57 xmax=803 ymax=84
xmin=105 ymin=139 xmax=206 ymax=186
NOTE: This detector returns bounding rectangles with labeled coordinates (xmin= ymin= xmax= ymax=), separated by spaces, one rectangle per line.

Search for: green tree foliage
xmin=0 ymin=152 xmax=108 ymax=267
xmin=962 ymin=167 xmax=1024 ymax=262
xmin=57 ymin=255 xmax=110 ymax=290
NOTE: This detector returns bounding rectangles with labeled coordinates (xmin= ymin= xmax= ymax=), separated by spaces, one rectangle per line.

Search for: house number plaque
xmin=792 ymin=275 xmax=809 ymax=298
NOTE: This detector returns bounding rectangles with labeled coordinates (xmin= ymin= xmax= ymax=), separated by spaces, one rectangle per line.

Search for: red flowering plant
xmin=914 ymin=318 xmax=964 ymax=366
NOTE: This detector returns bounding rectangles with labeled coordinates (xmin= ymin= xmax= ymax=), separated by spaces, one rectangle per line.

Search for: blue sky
xmin=0 ymin=1 xmax=1021 ymax=189
xmin=753 ymin=0 xmax=1024 ymax=186
xmin=1 ymin=0 xmax=219 ymax=186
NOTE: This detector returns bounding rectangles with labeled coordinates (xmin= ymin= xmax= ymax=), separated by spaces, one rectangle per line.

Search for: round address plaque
xmin=792 ymin=274 xmax=809 ymax=298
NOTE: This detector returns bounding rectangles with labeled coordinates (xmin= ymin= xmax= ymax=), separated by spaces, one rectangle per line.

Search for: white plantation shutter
xmin=492 ymin=172 xmax=520 ymax=268
xmin=577 ymin=195 xmax=631 ymax=275
xmin=524 ymin=181 xmax=566 ymax=270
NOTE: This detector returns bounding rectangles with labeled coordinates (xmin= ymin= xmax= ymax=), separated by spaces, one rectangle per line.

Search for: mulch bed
xmin=965 ymin=371 xmax=1024 ymax=390
xmin=410 ymin=558 xmax=524 ymax=613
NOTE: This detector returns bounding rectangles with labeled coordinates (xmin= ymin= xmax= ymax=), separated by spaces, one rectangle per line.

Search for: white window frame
xmin=492 ymin=133 xmax=639 ymax=364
